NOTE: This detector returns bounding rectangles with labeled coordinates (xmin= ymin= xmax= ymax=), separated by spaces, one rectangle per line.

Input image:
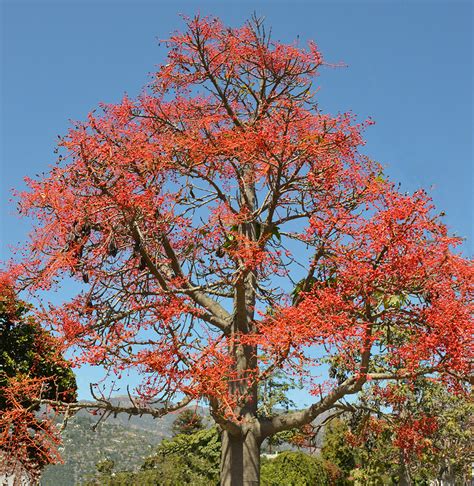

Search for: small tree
xmin=257 ymin=370 xmax=302 ymax=453
xmin=143 ymin=426 xmax=221 ymax=484
xmin=96 ymin=458 xmax=115 ymax=475
xmin=0 ymin=273 xmax=77 ymax=481
xmin=171 ymin=408 xmax=204 ymax=436
xmin=321 ymin=419 xmax=356 ymax=484
xmin=7 ymin=15 xmax=473 ymax=484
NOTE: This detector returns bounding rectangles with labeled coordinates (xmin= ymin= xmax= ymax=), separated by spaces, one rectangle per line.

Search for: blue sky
xmin=1 ymin=1 xmax=472 ymax=402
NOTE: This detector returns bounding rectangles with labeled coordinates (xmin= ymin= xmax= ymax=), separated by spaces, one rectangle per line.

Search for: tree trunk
xmin=221 ymin=428 xmax=260 ymax=486
xmin=398 ymin=450 xmax=411 ymax=486
xmin=398 ymin=465 xmax=411 ymax=486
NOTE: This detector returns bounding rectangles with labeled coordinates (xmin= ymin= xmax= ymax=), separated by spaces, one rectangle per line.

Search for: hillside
xmin=40 ymin=400 xmax=209 ymax=486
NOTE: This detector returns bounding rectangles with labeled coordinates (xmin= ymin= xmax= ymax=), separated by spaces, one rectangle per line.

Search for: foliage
xmin=320 ymin=382 xmax=474 ymax=485
xmin=96 ymin=459 xmax=115 ymax=474
xmin=321 ymin=416 xmax=397 ymax=485
xmin=258 ymin=370 xmax=301 ymax=418
xmin=258 ymin=370 xmax=303 ymax=452
xmin=171 ymin=408 xmax=204 ymax=436
xmin=321 ymin=418 xmax=356 ymax=484
xmin=143 ymin=426 xmax=220 ymax=482
xmin=83 ymin=456 xmax=214 ymax=486
xmin=357 ymin=379 xmax=474 ymax=485
xmin=261 ymin=451 xmax=330 ymax=486
xmin=0 ymin=273 xmax=77 ymax=479
xmin=84 ymin=426 xmax=221 ymax=486
xmin=5 ymin=13 xmax=473 ymax=482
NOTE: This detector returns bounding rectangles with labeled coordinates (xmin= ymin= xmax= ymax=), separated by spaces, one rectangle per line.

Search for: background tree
xmin=321 ymin=419 xmax=356 ymax=485
xmin=140 ymin=426 xmax=221 ymax=485
xmin=257 ymin=370 xmax=302 ymax=453
xmin=355 ymin=379 xmax=473 ymax=485
xmin=0 ymin=273 xmax=77 ymax=481
xmin=7 ymin=14 xmax=473 ymax=485
xmin=320 ymin=381 xmax=473 ymax=485
xmin=95 ymin=458 xmax=115 ymax=475
xmin=171 ymin=408 xmax=205 ymax=436
xmin=413 ymin=382 xmax=473 ymax=484
xmin=260 ymin=451 xmax=330 ymax=486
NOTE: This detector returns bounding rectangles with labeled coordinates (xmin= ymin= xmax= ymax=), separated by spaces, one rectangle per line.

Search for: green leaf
xmin=291 ymin=276 xmax=317 ymax=304
xmin=383 ymin=293 xmax=407 ymax=309
xmin=271 ymin=225 xmax=281 ymax=242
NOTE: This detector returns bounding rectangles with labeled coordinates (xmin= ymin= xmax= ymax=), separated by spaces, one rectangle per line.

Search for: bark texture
xmin=221 ymin=429 xmax=260 ymax=486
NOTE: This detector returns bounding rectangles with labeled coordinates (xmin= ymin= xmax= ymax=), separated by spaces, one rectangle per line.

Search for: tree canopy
xmin=4 ymin=14 xmax=472 ymax=483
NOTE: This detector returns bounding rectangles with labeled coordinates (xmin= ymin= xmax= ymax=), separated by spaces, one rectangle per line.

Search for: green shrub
xmin=261 ymin=451 xmax=330 ymax=486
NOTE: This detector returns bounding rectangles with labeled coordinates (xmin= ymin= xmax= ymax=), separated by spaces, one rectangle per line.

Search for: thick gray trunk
xmin=218 ymin=175 xmax=261 ymax=485
xmin=398 ymin=454 xmax=411 ymax=486
xmin=439 ymin=465 xmax=456 ymax=486
xmin=399 ymin=474 xmax=410 ymax=486
xmin=220 ymin=429 xmax=260 ymax=486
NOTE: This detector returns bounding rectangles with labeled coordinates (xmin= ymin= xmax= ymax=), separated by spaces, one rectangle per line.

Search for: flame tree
xmin=6 ymin=16 xmax=472 ymax=485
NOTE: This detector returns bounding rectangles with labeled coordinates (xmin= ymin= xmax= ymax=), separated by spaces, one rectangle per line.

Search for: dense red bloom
xmin=3 ymin=15 xmax=472 ymax=481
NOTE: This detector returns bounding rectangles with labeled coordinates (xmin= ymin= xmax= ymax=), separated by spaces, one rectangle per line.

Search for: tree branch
xmin=129 ymin=220 xmax=230 ymax=331
xmin=39 ymin=395 xmax=193 ymax=420
xmin=260 ymin=368 xmax=441 ymax=437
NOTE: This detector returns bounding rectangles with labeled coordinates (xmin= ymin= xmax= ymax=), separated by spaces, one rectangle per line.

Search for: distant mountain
xmin=40 ymin=398 xmax=209 ymax=486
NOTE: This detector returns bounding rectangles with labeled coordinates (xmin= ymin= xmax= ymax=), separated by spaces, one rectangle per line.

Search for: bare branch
xmin=40 ymin=396 xmax=193 ymax=421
